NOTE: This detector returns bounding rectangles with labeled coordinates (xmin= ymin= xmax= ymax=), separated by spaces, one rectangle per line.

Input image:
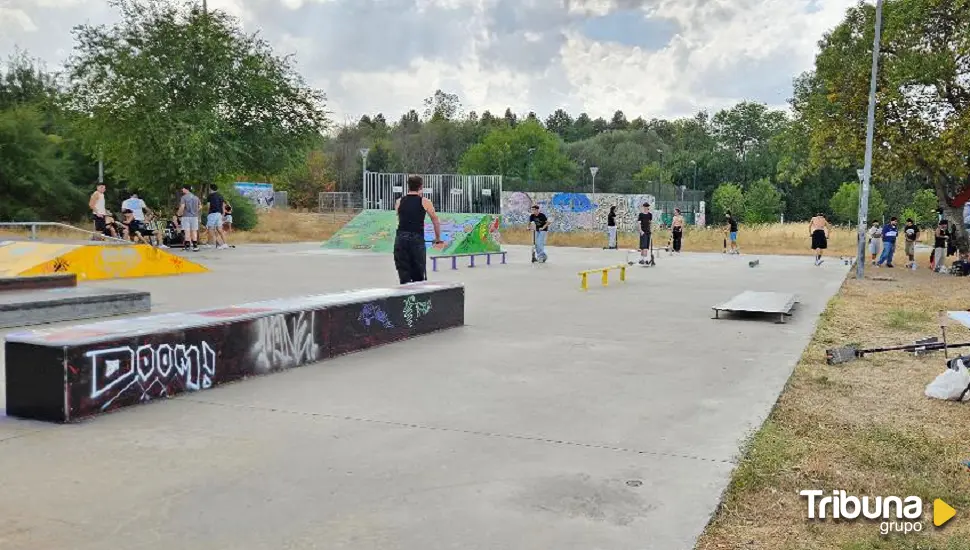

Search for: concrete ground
xmin=0 ymin=243 xmax=848 ymax=550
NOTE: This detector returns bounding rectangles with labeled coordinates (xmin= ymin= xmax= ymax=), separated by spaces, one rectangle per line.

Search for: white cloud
xmin=0 ymin=0 xmax=859 ymax=123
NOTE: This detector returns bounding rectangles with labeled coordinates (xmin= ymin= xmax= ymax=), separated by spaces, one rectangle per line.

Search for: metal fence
xmin=318 ymin=192 xmax=363 ymax=212
xmin=363 ymin=172 xmax=502 ymax=214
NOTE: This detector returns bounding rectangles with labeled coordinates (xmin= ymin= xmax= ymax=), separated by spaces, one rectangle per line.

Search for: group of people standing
xmin=88 ymin=183 xmax=233 ymax=251
xmin=867 ymin=217 xmax=954 ymax=272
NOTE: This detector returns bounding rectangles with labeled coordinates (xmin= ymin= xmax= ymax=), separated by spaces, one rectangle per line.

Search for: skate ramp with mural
xmin=322 ymin=210 xmax=501 ymax=255
xmin=502 ymin=191 xmax=705 ymax=231
xmin=0 ymin=240 xmax=208 ymax=280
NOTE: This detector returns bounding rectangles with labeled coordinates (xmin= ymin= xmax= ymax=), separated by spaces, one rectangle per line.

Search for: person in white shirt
xmin=121 ymin=191 xmax=154 ymax=222
xmin=867 ymin=220 xmax=882 ymax=265
xmin=88 ymin=183 xmax=107 ymax=239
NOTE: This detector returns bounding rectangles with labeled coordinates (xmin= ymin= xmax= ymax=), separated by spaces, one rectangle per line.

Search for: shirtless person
xmin=671 ymin=208 xmax=685 ymax=253
xmin=88 ymin=183 xmax=107 ymax=240
xmin=810 ymin=212 xmax=829 ymax=266
xmin=394 ymin=175 xmax=443 ymax=283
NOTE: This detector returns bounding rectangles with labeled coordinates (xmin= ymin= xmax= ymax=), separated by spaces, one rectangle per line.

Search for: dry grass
xmin=502 ymin=223 xmax=861 ymax=256
xmin=225 ymin=209 xmax=353 ymax=244
xmin=696 ymin=266 xmax=970 ymax=550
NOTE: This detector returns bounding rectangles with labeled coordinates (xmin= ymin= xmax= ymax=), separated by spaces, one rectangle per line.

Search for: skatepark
xmin=0 ymin=238 xmax=848 ymax=550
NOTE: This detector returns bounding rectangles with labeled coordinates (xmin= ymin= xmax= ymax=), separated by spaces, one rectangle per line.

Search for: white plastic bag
xmin=925 ymin=364 xmax=970 ymax=401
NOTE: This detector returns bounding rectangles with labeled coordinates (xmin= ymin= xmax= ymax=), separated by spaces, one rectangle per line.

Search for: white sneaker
xmin=217 ymin=244 xmax=229 ymax=250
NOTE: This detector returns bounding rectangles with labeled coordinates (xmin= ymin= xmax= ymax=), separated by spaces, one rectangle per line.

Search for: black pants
xmin=672 ymin=229 xmax=683 ymax=252
xmin=394 ymin=231 xmax=427 ymax=284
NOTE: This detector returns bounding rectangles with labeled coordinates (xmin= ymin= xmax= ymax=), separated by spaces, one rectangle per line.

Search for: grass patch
xmin=886 ymin=309 xmax=934 ymax=331
xmin=696 ymin=270 xmax=970 ymax=549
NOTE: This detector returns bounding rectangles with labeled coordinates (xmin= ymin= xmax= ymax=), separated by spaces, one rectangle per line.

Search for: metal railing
xmin=363 ymin=172 xmax=502 ymax=214
xmin=0 ymin=222 xmax=130 ymax=243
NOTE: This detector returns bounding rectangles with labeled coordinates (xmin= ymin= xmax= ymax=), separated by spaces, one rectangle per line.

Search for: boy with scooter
xmin=529 ymin=205 xmax=550 ymax=263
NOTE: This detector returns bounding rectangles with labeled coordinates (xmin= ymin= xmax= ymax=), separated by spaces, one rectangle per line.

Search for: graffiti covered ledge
xmin=4 ymin=281 xmax=464 ymax=423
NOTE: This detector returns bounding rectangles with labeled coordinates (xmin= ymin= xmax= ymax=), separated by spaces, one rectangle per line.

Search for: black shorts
xmin=639 ymin=232 xmax=652 ymax=250
xmin=93 ymin=214 xmax=106 ymax=232
xmin=812 ymin=229 xmax=827 ymax=250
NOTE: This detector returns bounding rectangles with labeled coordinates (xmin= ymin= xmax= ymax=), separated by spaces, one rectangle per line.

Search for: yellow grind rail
xmin=578 ymin=264 xmax=626 ymax=291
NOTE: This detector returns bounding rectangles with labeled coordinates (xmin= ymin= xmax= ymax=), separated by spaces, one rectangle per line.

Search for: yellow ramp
xmin=0 ymin=241 xmax=81 ymax=278
xmin=4 ymin=242 xmax=207 ymax=280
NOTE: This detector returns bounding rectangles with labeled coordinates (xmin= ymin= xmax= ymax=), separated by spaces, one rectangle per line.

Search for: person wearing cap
xmin=637 ymin=202 xmax=653 ymax=264
xmin=529 ymin=205 xmax=550 ymax=262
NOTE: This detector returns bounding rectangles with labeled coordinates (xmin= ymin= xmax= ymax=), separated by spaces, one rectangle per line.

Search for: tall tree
xmin=458 ymin=119 xmax=575 ymax=184
xmin=799 ymin=0 xmax=970 ymax=250
xmin=422 ymin=89 xmax=461 ymax=122
xmin=545 ymin=108 xmax=573 ymax=139
xmin=66 ymin=0 xmax=328 ymax=203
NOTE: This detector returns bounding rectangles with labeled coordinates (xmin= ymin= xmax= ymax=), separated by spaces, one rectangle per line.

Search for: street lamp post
xmin=855 ymin=0 xmax=884 ymax=279
xmin=690 ymin=160 xmax=697 ymax=193
xmin=590 ymin=166 xmax=599 ymax=200
xmin=527 ymin=147 xmax=536 ymax=187
xmin=359 ymin=147 xmax=369 ymax=206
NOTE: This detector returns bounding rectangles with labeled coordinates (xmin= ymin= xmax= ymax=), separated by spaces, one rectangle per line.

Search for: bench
xmin=0 ymin=286 xmax=150 ymax=329
xmin=712 ymin=291 xmax=798 ymax=324
xmin=0 ymin=273 xmax=77 ymax=292
xmin=5 ymin=281 xmax=464 ymax=423
xmin=431 ymin=251 xmax=507 ymax=272
xmin=578 ymin=265 xmax=627 ymax=291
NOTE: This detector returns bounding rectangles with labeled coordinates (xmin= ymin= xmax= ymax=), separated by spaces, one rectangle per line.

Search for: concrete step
xmin=0 ymin=287 xmax=151 ymax=328
xmin=0 ymin=273 xmax=77 ymax=292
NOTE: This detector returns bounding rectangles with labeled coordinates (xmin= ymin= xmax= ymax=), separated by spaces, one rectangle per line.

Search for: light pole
xmin=359 ymin=147 xmax=369 ymax=205
xmin=690 ymin=160 xmax=697 ymax=193
xmin=527 ymin=147 xmax=536 ymax=187
xmin=657 ymin=149 xmax=664 ymax=183
xmin=856 ymin=0 xmax=884 ymax=279
xmin=590 ymin=166 xmax=599 ymax=199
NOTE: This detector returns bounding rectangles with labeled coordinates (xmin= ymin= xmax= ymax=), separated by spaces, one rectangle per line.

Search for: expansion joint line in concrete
xmin=182 ymin=398 xmax=734 ymax=465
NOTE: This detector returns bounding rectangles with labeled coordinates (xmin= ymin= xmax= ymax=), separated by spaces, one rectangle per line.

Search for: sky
xmin=0 ymin=0 xmax=858 ymax=125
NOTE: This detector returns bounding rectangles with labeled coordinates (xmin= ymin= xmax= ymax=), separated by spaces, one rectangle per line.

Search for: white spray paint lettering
xmin=252 ymin=311 xmax=320 ymax=370
xmin=86 ymin=342 xmax=216 ymax=410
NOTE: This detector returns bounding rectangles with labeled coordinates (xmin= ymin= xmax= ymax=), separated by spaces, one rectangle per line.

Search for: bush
xmin=712 ymin=183 xmax=745 ymax=222
xmin=829 ymin=182 xmax=886 ymax=224
xmin=743 ymin=178 xmax=784 ymax=224
xmin=221 ymin=184 xmax=258 ymax=231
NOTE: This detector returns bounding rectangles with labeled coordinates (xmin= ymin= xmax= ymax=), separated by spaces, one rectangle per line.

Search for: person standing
xmin=88 ymin=183 xmax=107 ymax=239
xmin=605 ymin=206 xmax=617 ymax=249
xmin=809 ymin=212 xmax=829 ymax=266
xmin=867 ymin=220 xmax=882 ymax=264
xmin=205 ymin=185 xmax=230 ymax=249
xmin=876 ymin=217 xmax=899 ymax=268
xmin=725 ymin=211 xmax=739 ymax=254
xmin=671 ymin=208 xmax=685 ymax=253
xmin=903 ymin=218 xmax=920 ymax=269
xmin=933 ymin=220 xmax=948 ymax=273
xmin=637 ymin=202 xmax=653 ymax=265
xmin=177 ymin=186 xmax=202 ymax=251
xmin=394 ymin=175 xmax=442 ymax=284
xmin=529 ymin=205 xmax=550 ymax=262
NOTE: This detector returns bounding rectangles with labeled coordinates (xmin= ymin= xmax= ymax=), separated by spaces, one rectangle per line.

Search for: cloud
xmin=0 ymin=0 xmax=857 ymax=123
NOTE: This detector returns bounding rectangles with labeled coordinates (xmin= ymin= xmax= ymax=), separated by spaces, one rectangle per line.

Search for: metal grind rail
xmin=0 ymin=222 xmax=129 ymax=244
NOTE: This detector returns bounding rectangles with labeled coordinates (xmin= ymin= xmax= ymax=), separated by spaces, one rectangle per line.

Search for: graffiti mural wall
xmin=322 ymin=210 xmax=501 ymax=255
xmin=501 ymin=192 xmax=705 ymax=231
xmin=234 ymin=182 xmax=275 ymax=207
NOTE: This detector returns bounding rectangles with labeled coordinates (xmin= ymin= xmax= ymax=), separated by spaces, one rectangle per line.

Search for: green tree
xmin=829 ymin=182 xmax=887 ymax=224
xmin=743 ymin=178 xmax=784 ymax=224
xmin=458 ymin=119 xmax=574 ymax=184
xmin=67 ymin=0 xmax=328 ymax=204
xmin=798 ymin=0 xmax=970 ymax=250
xmin=712 ymin=183 xmax=745 ymax=222
xmin=907 ymin=188 xmax=940 ymax=225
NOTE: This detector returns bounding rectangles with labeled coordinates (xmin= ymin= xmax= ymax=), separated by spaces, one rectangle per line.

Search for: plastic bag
xmin=925 ymin=363 xmax=970 ymax=401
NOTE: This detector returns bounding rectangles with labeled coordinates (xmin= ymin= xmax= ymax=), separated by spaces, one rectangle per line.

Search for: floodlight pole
xmin=855 ymin=0 xmax=884 ymax=279
xmin=590 ymin=166 xmax=599 ymax=201
xmin=359 ymin=147 xmax=369 ymax=206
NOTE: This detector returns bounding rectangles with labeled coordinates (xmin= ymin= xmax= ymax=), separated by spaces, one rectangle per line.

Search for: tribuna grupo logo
xmin=800 ymin=490 xmax=956 ymax=535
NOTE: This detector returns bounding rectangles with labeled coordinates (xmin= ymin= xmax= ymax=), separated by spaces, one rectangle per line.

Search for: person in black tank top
xmin=394 ymin=175 xmax=442 ymax=284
